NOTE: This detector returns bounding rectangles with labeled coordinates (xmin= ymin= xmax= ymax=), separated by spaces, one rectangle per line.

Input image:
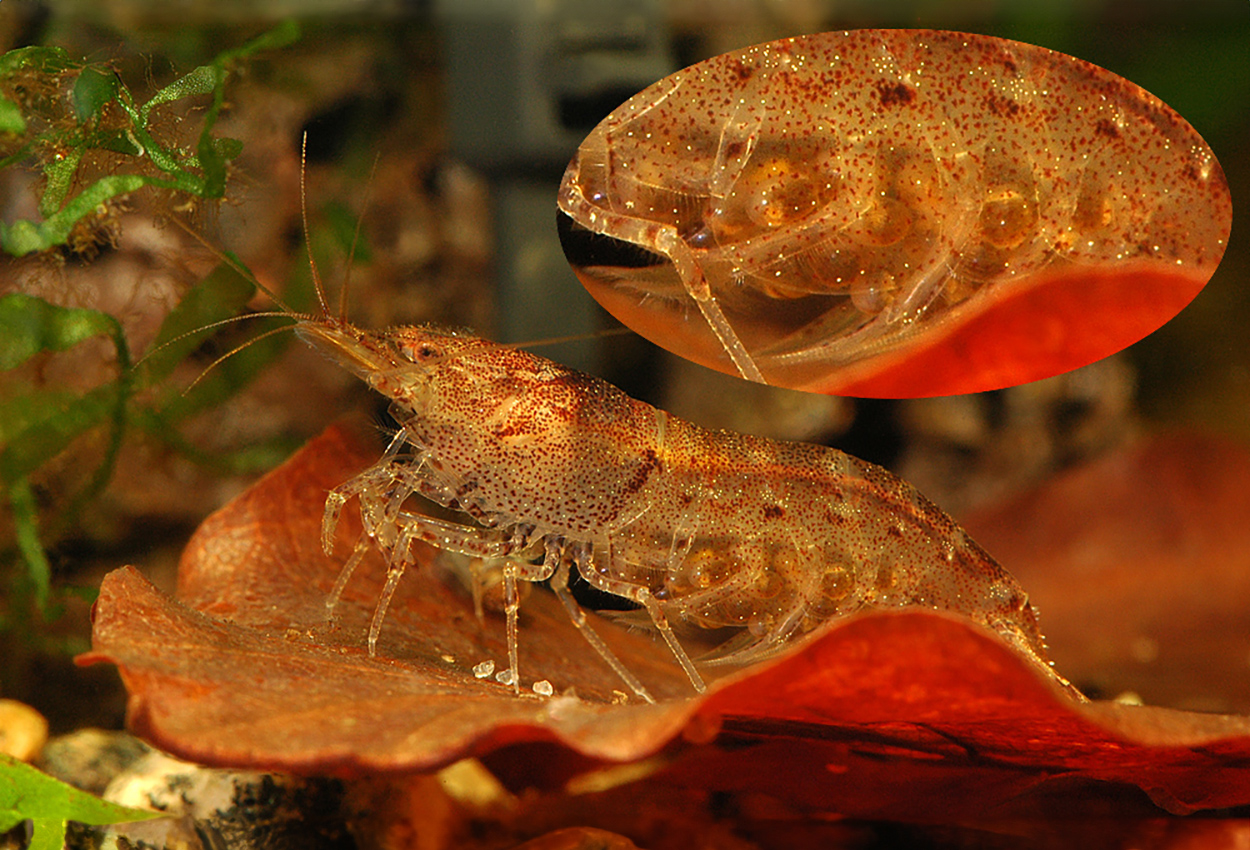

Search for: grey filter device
xmin=437 ymin=0 xmax=673 ymax=372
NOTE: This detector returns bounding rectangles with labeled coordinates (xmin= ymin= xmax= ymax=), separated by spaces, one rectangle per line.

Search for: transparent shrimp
xmin=557 ymin=29 xmax=1230 ymax=395
xmin=170 ymin=137 xmax=1073 ymax=704
xmin=298 ymin=318 xmax=1076 ymax=704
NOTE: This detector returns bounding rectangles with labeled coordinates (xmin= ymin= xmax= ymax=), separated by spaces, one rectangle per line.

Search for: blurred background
xmin=0 ymin=0 xmax=1247 ymax=733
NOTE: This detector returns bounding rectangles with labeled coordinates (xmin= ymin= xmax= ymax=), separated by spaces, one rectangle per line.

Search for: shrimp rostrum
xmin=299 ymin=319 xmax=1064 ymax=704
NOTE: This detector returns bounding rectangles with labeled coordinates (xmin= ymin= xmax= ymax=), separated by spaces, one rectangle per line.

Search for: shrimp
xmin=201 ymin=135 xmax=1072 ymax=704
xmin=557 ymin=30 xmax=1230 ymax=395
xmin=295 ymin=315 xmax=1071 ymax=704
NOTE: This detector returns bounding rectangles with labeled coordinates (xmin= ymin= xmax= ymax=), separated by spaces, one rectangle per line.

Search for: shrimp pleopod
xmin=557 ymin=30 xmax=1230 ymax=396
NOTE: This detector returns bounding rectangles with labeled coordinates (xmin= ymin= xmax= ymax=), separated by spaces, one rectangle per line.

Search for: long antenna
xmin=301 ymin=131 xmax=332 ymax=319
xmin=133 ymin=310 xmax=304 ymax=371
xmin=180 ymin=323 xmax=296 ymax=394
xmin=165 ymin=211 xmax=301 ymax=323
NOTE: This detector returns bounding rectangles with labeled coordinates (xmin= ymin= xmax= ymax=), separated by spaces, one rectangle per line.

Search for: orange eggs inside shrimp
xmin=558 ymin=29 xmax=1230 ymax=396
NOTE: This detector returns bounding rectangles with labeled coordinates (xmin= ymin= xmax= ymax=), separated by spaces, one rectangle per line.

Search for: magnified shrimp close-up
xmin=292 ymin=288 xmax=1074 ymax=705
xmin=557 ymin=29 xmax=1231 ymax=396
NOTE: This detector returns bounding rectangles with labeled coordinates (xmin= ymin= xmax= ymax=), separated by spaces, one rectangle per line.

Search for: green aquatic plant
xmin=0 ymin=753 xmax=164 ymax=850
xmin=0 ymin=22 xmax=302 ymax=658
xmin=0 ymin=20 xmax=300 ymax=256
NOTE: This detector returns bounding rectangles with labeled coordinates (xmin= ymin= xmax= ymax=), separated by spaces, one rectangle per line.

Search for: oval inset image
xmin=557 ymin=30 xmax=1230 ymax=397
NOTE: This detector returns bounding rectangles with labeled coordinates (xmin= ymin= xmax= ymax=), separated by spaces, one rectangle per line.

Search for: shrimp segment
xmin=297 ymin=319 xmax=1069 ymax=703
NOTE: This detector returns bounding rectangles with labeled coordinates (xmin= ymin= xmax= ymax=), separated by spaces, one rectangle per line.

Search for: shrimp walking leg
xmin=580 ymin=547 xmax=706 ymax=694
xmin=321 ymin=429 xmax=414 ymax=552
xmin=368 ymin=555 xmax=413 ymax=656
xmin=703 ymin=601 xmax=811 ymax=667
xmin=636 ymin=586 xmax=706 ymax=693
xmin=339 ymin=501 xmax=660 ymax=699
xmin=501 ymin=560 xmax=521 ymax=692
xmin=551 ymin=546 xmax=656 ymax=703
xmin=325 ymin=532 xmax=371 ymax=623
xmin=392 ymin=513 xmax=537 ymax=561
xmin=480 ymin=545 xmax=556 ymax=695
xmin=655 ymin=227 xmax=765 ymax=383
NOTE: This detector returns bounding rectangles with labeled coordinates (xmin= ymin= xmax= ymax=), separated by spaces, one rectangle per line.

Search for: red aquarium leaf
xmin=963 ymin=430 xmax=1250 ymax=714
xmin=82 ymin=426 xmax=1250 ymax=822
xmin=817 ymin=264 xmax=1206 ymax=397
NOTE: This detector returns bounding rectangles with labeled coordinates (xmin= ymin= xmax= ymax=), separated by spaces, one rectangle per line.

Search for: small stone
xmin=102 ymin=752 xmax=348 ymax=850
xmin=495 ymin=668 xmax=515 ymax=686
xmin=0 ymin=699 xmax=48 ymax=761
xmin=38 ymin=729 xmax=149 ymax=795
xmin=532 ymin=680 xmax=554 ymax=697
xmin=472 ymin=660 xmax=495 ymax=679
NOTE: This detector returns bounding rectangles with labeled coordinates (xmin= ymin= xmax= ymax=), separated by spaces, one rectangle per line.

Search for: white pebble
xmin=472 ymin=660 xmax=495 ymax=679
xmin=532 ymin=680 xmax=554 ymax=697
xmin=495 ymin=668 xmax=515 ymax=686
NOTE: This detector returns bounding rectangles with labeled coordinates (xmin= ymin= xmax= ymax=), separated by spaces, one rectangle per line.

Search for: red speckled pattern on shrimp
xmin=559 ymin=30 xmax=1230 ymax=394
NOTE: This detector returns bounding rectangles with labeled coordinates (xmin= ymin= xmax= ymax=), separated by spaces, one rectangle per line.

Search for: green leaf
xmin=138 ymin=261 xmax=258 ymax=385
xmin=0 ymin=95 xmax=25 ymax=135
xmin=1 ymin=173 xmax=159 ymax=256
xmin=8 ymin=477 xmax=51 ymax=612
xmin=191 ymin=20 xmax=302 ymax=197
xmin=92 ymin=128 xmax=145 ymax=157
xmin=0 ymin=753 xmax=165 ymax=850
xmin=0 ymin=293 xmax=131 ymax=508
xmin=0 ymin=45 xmax=71 ymax=79
xmin=71 ymin=67 xmax=119 ymax=123
xmin=38 ymin=147 xmax=83 ymax=218
xmin=0 ymin=381 xmax=124 ymax=486
xmin=0 ymin=296 xmax=133 ymax=610
xmin=195 ymin=113 xmax=228 ymax=197
xmin=1 ymin=22 xmax=303 ymax=259
xmin=0 ymin=143 xmax=33 ymax=171
xmin=217 ymin=18 xmax=302 ymax=65
xmin=139 ymin=63 xmax=220 ymax=126
xmin=324 ymin=200 xmax=373 ymax=263
xmin=0 ymin=293 xmax=126 ymax=371
xmin=0 ymin=386 xmax=79 ymax=445
xmin=0 ymin=26 xmax=305 ymax=646
xmin=214 ymin=136 xmax=243 ymax=162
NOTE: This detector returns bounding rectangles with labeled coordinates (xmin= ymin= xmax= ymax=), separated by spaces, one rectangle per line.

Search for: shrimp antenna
xmin=515 ymin=326 xmax=632 ymax=351
xmin=420 ymin=326 xmax=634 ymax=374
xmin=180 ymin=323 xmax=297 ymax=395
xmin=133 ymin=310 xmax=306 ymax=372
xmin=166 ymin=215 xmax=299 ymax=317
xmin=300 ymin=131 xmax=333 ymax=319
xmin=466 ymin=326 xmax=634 ymax=361
xmin=153 ymin=151 xmax=322 ymax=393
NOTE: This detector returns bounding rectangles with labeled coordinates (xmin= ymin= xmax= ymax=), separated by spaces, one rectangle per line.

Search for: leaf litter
xmin=81 ymin=423 xmax=1250 ymax=823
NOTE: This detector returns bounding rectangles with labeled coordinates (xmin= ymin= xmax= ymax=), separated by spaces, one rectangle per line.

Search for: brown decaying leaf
xmin=963 ymin=429 xmax=1250 ymax=714
xmin=81 ymin=425 xmax=1250 ymax=822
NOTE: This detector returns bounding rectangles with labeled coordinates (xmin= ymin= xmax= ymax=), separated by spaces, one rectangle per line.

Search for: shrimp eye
xmin=399 ymin=341 xmax=440 ymax=363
